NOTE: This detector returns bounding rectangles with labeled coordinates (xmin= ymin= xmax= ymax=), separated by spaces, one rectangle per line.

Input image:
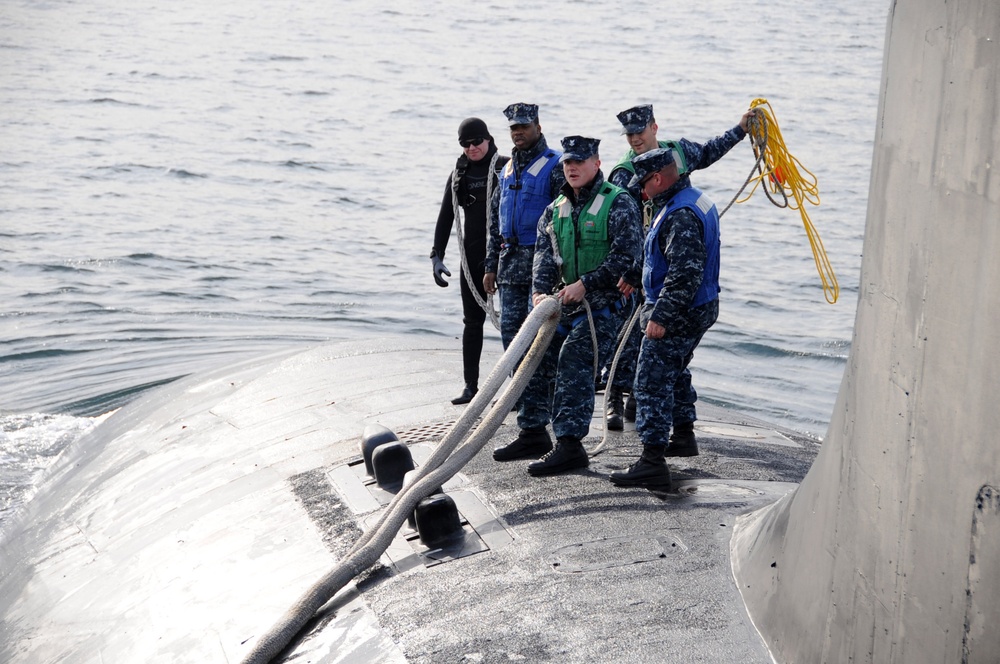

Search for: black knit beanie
xmin=457 ymin=117 xmax=491 ymax=143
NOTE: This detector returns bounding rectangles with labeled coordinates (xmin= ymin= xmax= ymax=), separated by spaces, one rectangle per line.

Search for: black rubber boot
xmin=609 ymin=444 xmax=671 ymax=489
xmin=623 ymin=393 xmax=637 ymax=422
xmin=493 ymin=426 xmax=552 ymax=461
xmin=451 ymin=384 xmax=477 ymax=405
xmin=664 ymin=421 xmax=698 ymax=457
xmin=605 ymin=387 xmax=624 ymax=431
xmin=527 ymin=437 xmax=589 ymax=476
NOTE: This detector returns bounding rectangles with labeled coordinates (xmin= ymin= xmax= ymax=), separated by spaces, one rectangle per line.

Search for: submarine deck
xmin=0 ymin=338 xmax=820 ymax=663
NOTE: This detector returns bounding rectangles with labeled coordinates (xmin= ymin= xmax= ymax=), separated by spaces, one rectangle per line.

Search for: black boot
xmin=605 ymin=387 xmax=624 ymax=431
xmin=527 ymin=436 xmax=589 ymax=476
xmin=493 ymin=426 xmax=552 ymax=461
xmin=451 ymin=384 xmax=477 ymax=405
xmin=609 ymin=444 xmax=671 ymax=489
xmin=665 ymin=421 xmax=698 ymax=457
xmin=623 ymin=392 xmax=637 ymax=422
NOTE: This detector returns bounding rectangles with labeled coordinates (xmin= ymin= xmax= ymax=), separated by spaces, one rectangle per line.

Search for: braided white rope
xmin=451 ymin=152 xmax=502 ymax=329
xmin=240 ymin=297 xmax=561 ymax=664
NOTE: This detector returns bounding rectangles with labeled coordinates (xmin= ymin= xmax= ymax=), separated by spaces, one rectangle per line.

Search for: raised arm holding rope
xmin=430 ymin=118 xmax=509 ymax=405
xmin=491 ymin=135 xmax=643 ymax=476
xmin=601 ymin=103 xmax=752 ymax=432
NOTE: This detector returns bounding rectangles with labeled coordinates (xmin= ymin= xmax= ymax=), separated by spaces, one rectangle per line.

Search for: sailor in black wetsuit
xmin=430 ymin=117 xmax=510 ymax=404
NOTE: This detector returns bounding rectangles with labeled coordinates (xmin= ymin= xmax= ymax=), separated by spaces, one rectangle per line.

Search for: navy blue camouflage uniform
xmin=633 ymin=177 xmax=720 ymax=447
xmin=485 ymin=134 xmax=566 ymax=351
xmin=605 ymin=121 xmax=745 ymax=398
xmin=521 ymin=171 xmax=643 ymax=440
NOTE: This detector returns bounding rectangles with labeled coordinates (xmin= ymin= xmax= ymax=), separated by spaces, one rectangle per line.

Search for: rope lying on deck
xmin=240 ymin=296 xmax=561 ymax=664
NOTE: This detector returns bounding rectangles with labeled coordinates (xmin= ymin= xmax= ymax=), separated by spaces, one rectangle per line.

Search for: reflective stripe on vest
xmin=498 ymin=150 xmax=562 ymax=244
xmin=642 ymin=186 xmax=720 ymax=307
xmin=551 ymin=182 xmax=626 ymax=284
xmin=612 ymin=140 xmax=689 ymax=177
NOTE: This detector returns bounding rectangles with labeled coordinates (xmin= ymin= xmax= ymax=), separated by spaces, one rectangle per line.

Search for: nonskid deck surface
xmin=273 ymin=353 xmax=820 ymax=662
xmin=0 ymin=339 xmax=818 ymax=663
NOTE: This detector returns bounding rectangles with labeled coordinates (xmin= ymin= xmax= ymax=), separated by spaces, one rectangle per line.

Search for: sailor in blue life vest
xmin=483 ymin=103 xmax=566 ymax=359
xmin=609 ymin=147 xmax=721 ymax=491
xmin=429 ymin=117 xmax=511 ymax=405
xmin=492 ymin=136 xmax=643 ymax=477
xmin=601 ymin=103 xmax=752 ymax=434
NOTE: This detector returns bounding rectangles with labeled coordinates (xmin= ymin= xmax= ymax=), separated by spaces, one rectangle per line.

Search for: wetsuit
xmin=432 ymin=141 xmax=509 ymax=390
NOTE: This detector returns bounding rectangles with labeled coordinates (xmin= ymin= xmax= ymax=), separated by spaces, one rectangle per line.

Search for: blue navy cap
xmin=503 ymin=102 xmax=539 ymax=126
xmin=559 ymin=135 xmax=600 ymax=163
xmin=628 ymin=147 xmax=675 ymax=189
xmin=617 ymin=104 xmax=654 ymax=134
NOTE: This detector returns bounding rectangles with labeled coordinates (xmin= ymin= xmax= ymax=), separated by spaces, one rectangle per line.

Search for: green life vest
xmin=612 ymin=139 xmax=689 ymax=176
xmin=551 ymin=182 xmax=627 ymax=284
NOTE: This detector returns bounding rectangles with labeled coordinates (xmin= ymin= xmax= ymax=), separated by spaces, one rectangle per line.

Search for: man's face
xmin=626 ymin=122 xmax=659 ymax=155
xmin=563 ymin=156 xmax=601 ymax=190
xmin=640 ymin=164 xmax=679 ymax=199
xmin=461 ymin=137 xmax=489 ymax=162
xmin=510 ymin=121 xmax=542 ymax=151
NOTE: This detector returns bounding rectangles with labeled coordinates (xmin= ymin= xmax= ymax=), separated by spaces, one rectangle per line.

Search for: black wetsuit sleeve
xmin=432 ymin=172 xmax=455 ymax=258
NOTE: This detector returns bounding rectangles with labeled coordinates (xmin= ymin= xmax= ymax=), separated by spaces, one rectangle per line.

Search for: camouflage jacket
xmin=485 ymin=135 xmax=566 ymax=285
xmin=607 ymin=124 xmax=747 ymax=202
xmin=533 ymin=172 xmax=643 ymax=316
xmin=645 ymin=179 xmax=714 ymax=329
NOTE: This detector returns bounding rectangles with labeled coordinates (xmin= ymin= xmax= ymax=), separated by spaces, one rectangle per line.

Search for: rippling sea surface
xmin=0 ymin=0 xmax=886 ymax=529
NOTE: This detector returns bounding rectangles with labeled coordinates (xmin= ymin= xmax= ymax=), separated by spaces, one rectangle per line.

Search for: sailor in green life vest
xmin=609 ymin=147 xmax=721 ymax=491
xmin=601 ymin=103 xmax=753 ymax=434
xmin=492 ymin=136 xmax=643 ymax=477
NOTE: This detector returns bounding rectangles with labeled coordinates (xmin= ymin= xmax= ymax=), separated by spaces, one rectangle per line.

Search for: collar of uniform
xmin=559 ymin=171 xmax=606 ymax=206
xmin=513 ymin=134 xmax=549 ymax=170
xmin=651 ymin=175 xmax=691 ymax=210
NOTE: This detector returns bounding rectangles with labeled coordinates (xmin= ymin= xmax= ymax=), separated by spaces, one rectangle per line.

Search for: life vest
xmin=551 ymin=182 xmax=628 ymax=284
xmin=498 ymin=149 xmax=562 ymax=245
xmin=642 ymin=185 xmax=720 ymax=307
xmin=612 ymin=140 xmax=689 ymax=177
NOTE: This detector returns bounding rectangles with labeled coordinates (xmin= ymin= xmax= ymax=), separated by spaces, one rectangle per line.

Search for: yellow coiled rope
xmin=739 ymin=98 xmax=839 ymax=304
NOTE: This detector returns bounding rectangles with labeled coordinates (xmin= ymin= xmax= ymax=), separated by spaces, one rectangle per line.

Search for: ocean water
xmin=0 ymin=0 xmax=887 ymax=529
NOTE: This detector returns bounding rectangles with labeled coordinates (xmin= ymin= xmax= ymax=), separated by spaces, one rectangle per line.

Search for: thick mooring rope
xmin=451 ymin=152 xmax=502 ymax=329
xmin=240 ymin=297 xmax=562 ymax=664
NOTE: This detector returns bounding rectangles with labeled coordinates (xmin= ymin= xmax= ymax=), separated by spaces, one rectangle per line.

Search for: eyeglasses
xmin=460 ymin=137 xmax=486 ymax=148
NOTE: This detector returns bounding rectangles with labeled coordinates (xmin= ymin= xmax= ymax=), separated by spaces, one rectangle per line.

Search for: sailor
xmin=483 ymin=103 xmax=565 ymax=357
xmin=607 ymin=103 xmax=752 ymax=202
xmin=602 ymin=103 xmax=752 ymax=433
xmin=493 ymin=136 xmax=643 ymax=474
xmin=430 ymin=117 xmax=510 ymax=404
xmin=609 ymin=148 xmax=721 ymax=490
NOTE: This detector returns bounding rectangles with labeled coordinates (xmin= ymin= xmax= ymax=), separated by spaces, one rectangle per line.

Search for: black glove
xmin=430 ymin=249 xmax=450 ymax=287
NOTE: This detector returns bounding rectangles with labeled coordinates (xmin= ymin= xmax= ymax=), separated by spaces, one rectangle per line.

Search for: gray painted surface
xmin=0 ymin=338 xmax=820 ymax=662
xmin=732 ymin=1 xmax=1000 ymax=662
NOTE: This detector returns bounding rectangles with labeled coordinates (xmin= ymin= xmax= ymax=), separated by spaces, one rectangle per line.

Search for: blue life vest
xmin=642 ymin=186 xmax=720 ymax=307
xmin=498 ymin=149 xmax=562 ymax=245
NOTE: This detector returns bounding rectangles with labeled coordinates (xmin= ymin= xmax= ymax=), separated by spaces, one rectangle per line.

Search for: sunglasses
xmin=460 ymin=137 xmax=486 ymax=148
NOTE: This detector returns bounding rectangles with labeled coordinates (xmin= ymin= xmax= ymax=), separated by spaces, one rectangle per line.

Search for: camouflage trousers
xmin=606 ymin=293 xmax=643 ymax=392
xmin=498 ymin=283 xmax=533 ymax=351
xmin=518 ymin=307 xmax=618 ymax=440
xmin=634 ymin=299 xmax=719 ymax=446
